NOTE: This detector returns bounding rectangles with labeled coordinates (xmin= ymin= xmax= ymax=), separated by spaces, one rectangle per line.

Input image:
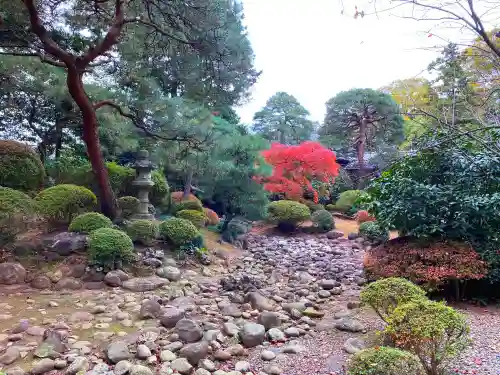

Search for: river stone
xmin=114 ymin=360 xmax=132 ymax=375
xmin=65 ymin=356 xmax=89 ymax=375
xmin=171 ymin=358 xmax=192 ymax=375
xmin=107 ymin=341 xmax=131 ymax=363
xmin=46 ymin=232 xmax=87 ymax=255
xmin=175 ymin=319 xmax=203 ymax=343
xmin=0 ymin=346 xmax=20 ymax=365
xmin=214 ymin=349 xmax=232 ymax=361
xmin=31 ymin=275 xmax=52 ymax=289
xmin=335 ymin=318 xmax=365 ymax=333
xmin=246 ymin=292 xmax=274 ymax=311
xmin=234 ymin=361 xmax=250 ymax=372
xmin=222 ymin=322 xmax=239 ymax=336
xmin=54 ymin=277 xmax=82 ymax=290
xmin=156 ymin=266 xmax=181 ymax=281
xmin=160 ymin=350 xmax=177 ymax=362
xmin=302 ymin=307 xmax=324 ymax=318
xmin=267 ymin=328 xmax=285 ymax=342
xmin=257 ymin=312 xmax=281 ymax=330
xmin=195 ymin=369 xmax=211 ymax=375
xmin=122 ymin=277 xmax=168 ymax=292
xmin=240 ymin=323 xmax=265 ymax=347
xmin=343 ymin=338 xmax=366 ymax=354
xmin=261 ymin=350 xmax=276 ymax=361
xmin=32 ymin=358 xmax=55 ymax=374
xmin=284 ymin=327 xmax=300 ymax=337
xmin=139 ymin=300 xmax=162 ymax=319
xmin=130 ymin=365 xmax=153 ymax=375
xmin=179 ymin=341 xmax=209 ymax=365
xmin=136 ymin=344 xmax=152 ymax=359
xmin=104 ymin=270 xmax=129 ymax=287
xmin=6 ymin=366 xmax=25 ymax=375
xmin=70 ymin=311 xmax=94 ymax=322
xmin=282 ymin=302 xmax=306 ymax=313
xmin=160 ymin=307 xmax=184 ymax=328
xmin=0 ymin=263 xmax=26 ymax=285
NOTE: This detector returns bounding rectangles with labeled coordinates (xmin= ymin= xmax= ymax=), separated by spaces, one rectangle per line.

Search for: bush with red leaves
xmin=355 ymin=210 xmax=375 ymax=223
xmin=364 ymin=236 xmax=487 ymax=291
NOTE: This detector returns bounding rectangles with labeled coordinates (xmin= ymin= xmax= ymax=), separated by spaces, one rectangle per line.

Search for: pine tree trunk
xmin=66 ymin=68 xmax=117 ymax=219
xmin=357 ymin=118 xmax=367 ymax=167
xmin=183 ymin=169 xmax=193 ymax=199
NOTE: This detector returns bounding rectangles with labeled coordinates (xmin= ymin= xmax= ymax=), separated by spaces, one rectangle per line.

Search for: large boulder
xmin=54 ymin=277 xmax=82 ymax=290
xmin=175 ymin=319 xmax=203 ymax=343
xmin=31 ymin=275 xmax=51 ymax=289
xmin=104 ymin=270 xmax=129 ymax=287
xmin=122 ymin=277 xmax=168 ymax=292
xmin=44 ymin=232 xmax=87 ymax=256
xmin=0 ymin=263 xmax=26 ymax=285
xmin=240 ymin=323 xmax=265 ymax=347
xmin=179 ymin=341 xmax=209 ymax=365
xmin=160 ymin=307 xmax=184 ymax=328
xmin=335 ymin=318 xmax=366 ymax=333
xmin=156 ymin=266 xmax=181 ymax=281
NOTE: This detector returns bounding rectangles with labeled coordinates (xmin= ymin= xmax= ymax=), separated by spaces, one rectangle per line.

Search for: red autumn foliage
xmin=170 ymin=192 xmax=201 ymax=204
xmin=364 ymin=236 xmax=487 ymax=289
xmin=256 ymin=141 xmax=340 ymax=203
xmin=203 ymin=207 xmax=220 ymax=226
xmin=355 ymin=210 xmax=376 ymax=223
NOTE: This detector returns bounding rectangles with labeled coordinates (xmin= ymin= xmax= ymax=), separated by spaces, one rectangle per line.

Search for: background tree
xmin=252 ymin=92 xmax=316 ymax=144
xmin=320 ymin=88 xmax=405 ymax=167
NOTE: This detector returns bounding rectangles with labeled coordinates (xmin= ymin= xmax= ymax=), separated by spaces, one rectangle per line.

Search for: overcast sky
xmin=235 ymin=0 xmax=482 ymax=124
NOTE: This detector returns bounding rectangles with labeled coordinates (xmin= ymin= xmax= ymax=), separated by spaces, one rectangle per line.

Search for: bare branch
xmin=0 ymin=51 xmax=66 ymax=67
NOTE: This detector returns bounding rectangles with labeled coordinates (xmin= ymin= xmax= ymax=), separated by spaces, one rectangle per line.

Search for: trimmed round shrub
xmin=0 ymin=187 xmax=36 ymax=246
xmin=204 ymin=208 xmax=220 ymax=226
xmin=126 ymin=220 xmax=159 ymax=245
xmin=360 ymin=277 xmax=427 ymax=323
xmin=170 ymin=191 xmax=201 ymax=204
xmin=35 ymin=184 xmax=97 ymax=225
xmin=118 ymin=196 xmax=140 ymax=218
xmin=176 ymin=209 xmax=207 ymax=228
xmin=159 ymin=217 xmax=200 ymax=245
xmin=347 ymin=347 xmax=424 ymax=375
xmin=385 ymin=299 xmax=469 ymax=375
xmin=303 ymin=200 xmax=325 ymax=213
xmin=325 ymin=204 xmax=336 ymax=211
xmin=69 ymin=212 xmax=113 ymax=234
xmin=267 ymin=200 xmax=310 ymax=232
xmin=88 ymin=228 xmax=135 ymax=268
xmin=334 ymin=190 xmax=361 ymax=212
xmin=0 ymin=140 xmax=45 ymax=192
xmin=359 ymin=221 xmax=389 ymax=243
xmin=173 ymin=199 xmax=204 ymax=213
xmin=311 ymin=209 xmax=335 ymax=233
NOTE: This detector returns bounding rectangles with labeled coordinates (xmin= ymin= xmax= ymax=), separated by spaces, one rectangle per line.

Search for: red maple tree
xmin=256 ymin=141 xmax=340 ymax=203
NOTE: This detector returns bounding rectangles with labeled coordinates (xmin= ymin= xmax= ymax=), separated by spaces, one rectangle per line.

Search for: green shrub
xmin=88 ymin=228 xmax=135 ymax=268
xmin=311 ymin=209 xmax=335 ymax=232
xmin=325 ymin=204 xmax=336 ymax=211
xmin=385 ymin=299 xmax=469 ymax=375
xmin=159 ymin=217 xmax=200 ymax=245
xmin=360 ymin=277 xmax=427 ymax=323
xmin=0 ymin=187 xmax=36 ymax=246
xmin=347 ymin=347 xmax=424 ymax=375
xmin=126 ymin=220 xmax=159 ymax=245
xmin=221 ymin=217 xmax=252 ymax=243
xmin=150 ymin=170 xmax=170 ymax=207
xmin=176 ymin=209 xmax=206 ymax=228
xmin=267 ymin=200 xmax=310 ymax=232
xmin=303 ymin=200 xmax=325 ymax=212
xmin=118 ymin=196 xmax=140 ymax=218
xmin=0 ymin=140 xmax=45 ymax=193
xmin=334 ymin=190 xmax=361 ymax=212
xmin=35 ymin=184 xmax=97 ymax=225
xmin=69 ymin=212 xmax=113 ymax=234
xmin=172 ymin=199 xmax=203 ymax=214
xmin=359 ymin=221 xmax=389 ymax=243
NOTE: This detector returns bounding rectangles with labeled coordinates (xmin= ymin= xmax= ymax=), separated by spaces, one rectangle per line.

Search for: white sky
xmin=235 ymin=0 xmax=488 ymax=123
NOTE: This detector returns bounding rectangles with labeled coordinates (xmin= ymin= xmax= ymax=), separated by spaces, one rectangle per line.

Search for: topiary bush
xmin=159 ymin=217 xmax=200 ymax=246
xmin=303 ymin=200 xmax=325 ymax=213
xmin=359 ymin=221 xmax=389 ymax=243
xmin=203 ymin=208 xmax=220 ymax=226
xmin=325 ymin=204 xmax=336 ymax=211
xmin=267 ymin=200 xmax=310 ymax=232
xmin=69 ymin=212 xmax=113 ymax=234
xmin=118 ymin=196 xmax=140 ymax=218
xmin=88 ymin=228 xmax=135 ymax=269
xmin=311 ymin=209 xmax=335 ymax=233
xmin=0 ymin=140 xmax=45 ymax=193
xmin=385 ymin=299 xmax=469 ymax=375
xmin=334 ymin=190 xmax=361 ymax=212
xmin=176 ymin=209 xmax=207 ymax=228
xmin=347 ymin=347 xmax=424 ymax=375
xmin=35 ymin=184 xmax=97 ymax=225
xmin=0 ymin=187 xmax=36 ymax=246
xmin=360 ymin=277 xmax=427 ymax=323
xmin=172 ymin=199 xmax=204 ymax=214
xmin=126 ymin=220 xmax=159 ymax=245
xmin=363 ymin=237 xmax=487 ymax=294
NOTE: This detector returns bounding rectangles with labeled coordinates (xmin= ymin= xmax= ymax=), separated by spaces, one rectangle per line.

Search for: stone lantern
xmin=132 ymin=150 xmax=155 ymax=220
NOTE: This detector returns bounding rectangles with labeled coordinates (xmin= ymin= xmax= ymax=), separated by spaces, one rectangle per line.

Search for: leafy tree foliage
xmin=252 ymin=92 xmax=315 ymax=144
xmin=320 ymin=88 xmax=404 ymax=166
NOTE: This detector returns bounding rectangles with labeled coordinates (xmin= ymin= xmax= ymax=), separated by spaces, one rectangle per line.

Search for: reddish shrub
xmin=364 ymin=236 xmax=487 ymax=291
xmin=204 ymin=207 xmax=220 ymax=226
xmin=355 ymin=210 xmax=375 ymax=223
xmin=170 ymin=191 xmax=201 ymax=204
